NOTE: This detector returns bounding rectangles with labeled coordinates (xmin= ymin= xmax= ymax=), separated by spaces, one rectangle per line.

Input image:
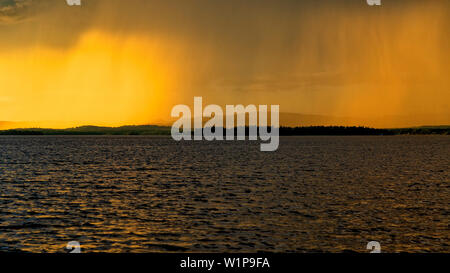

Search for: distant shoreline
xmin=0 ymin=125 xmax=448 ymax=136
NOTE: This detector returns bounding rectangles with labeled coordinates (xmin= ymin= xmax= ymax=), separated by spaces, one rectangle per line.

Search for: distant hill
xmin=146 ymin=112 xmax=450 ymax=129
xmin=0 ymin=125 xmax=448 ymax=136
xmin=0 ymin=125 xmax=172 ymax=136
xmin=2 ymin=112 xmax=448 ymax=130
xmin=156 ymin=112 xmax=346 ymax=127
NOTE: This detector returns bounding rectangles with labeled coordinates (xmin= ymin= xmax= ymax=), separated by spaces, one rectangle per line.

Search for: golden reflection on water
xmin=0 ymin=136 xmax=448 ymax=253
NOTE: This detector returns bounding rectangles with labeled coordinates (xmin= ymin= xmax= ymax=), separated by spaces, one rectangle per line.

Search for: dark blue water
xmin=0 ymin=136 xmax=448 ymax=252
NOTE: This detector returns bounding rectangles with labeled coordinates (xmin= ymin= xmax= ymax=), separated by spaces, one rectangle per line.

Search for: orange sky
xmin=0 ymin=0 xmax=448 ymax=129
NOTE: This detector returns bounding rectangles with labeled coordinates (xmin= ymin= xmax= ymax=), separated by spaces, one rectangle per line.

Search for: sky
xmin=0 ymin=0 xmax=448 ymax=128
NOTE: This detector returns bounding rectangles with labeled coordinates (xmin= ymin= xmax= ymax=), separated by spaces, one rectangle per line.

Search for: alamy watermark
xmin=367 ymin=241 xmax=381 ymax=253
xmin=171 ymin=97 xmax=280 ymax=152
xmin=366 ymin=0 xmax=381 ymax=6
xmin=65 ymin=1 xmax=380 ymax=7
xmin=66 ymin=0 xmax=81 ymax=6
xmin=66 ymin=241 xmax=81 ymax=253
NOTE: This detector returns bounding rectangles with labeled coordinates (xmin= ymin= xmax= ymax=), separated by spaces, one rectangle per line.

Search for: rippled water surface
xmin=0 ymin=136 xmax=448 ymax=253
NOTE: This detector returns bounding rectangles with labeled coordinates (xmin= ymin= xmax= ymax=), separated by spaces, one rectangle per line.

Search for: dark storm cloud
xmin=0 ymin=0 xmax=448 ymax=125
xmin=0 ymin=0 xmax=34 ymax=24
xmin=1 ymin=0 xmax=447 ymax=52
xmin=0 ymin=0 xmax=94 ymax=49
xmin=0 ymin=0 xmax=448 ymax=96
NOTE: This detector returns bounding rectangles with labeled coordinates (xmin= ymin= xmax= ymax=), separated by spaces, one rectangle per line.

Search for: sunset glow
xmin=0 ymin=0 xmax=448 ymax=128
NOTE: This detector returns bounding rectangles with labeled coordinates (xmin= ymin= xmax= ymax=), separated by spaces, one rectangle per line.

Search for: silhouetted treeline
xmin=279 ymin=126 xmax=449 ymax=135
xmin=279 ymin=126 xmax=392 ymax=135
xmin=388 ymin=127 xmax=450 ymax=135
xmin=198 ymin=126 xmax=449 ymax=136
xmin=0 ymin=125 xmax=171 ymax=136
xmin=0 ymin=125 xmax=448 ymax=136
